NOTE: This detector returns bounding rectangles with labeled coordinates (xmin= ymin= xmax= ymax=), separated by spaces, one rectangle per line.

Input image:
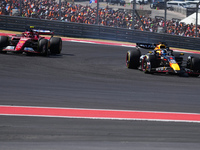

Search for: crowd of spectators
xmin=138 ymin=16 xmax=199 ymax=37
xmin=0 ymin=0 xmax=199 ymax=37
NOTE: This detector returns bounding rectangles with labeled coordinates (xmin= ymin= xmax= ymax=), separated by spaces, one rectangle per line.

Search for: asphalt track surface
xmin=0 ymin=41 xmax=200 ymax=150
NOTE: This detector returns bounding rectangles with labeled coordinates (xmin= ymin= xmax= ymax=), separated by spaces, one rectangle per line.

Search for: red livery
xmin=0 ymin=27 xmax=62 ymax=56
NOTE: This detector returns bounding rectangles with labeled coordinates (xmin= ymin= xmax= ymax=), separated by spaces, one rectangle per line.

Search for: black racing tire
xmin=126 ymin=50 xmax=141 ymax=69
xmin=49 ymin=37 xmax=62 ymax=54
xmin=142 ymin=55 xmax=158 ymax=73
xmin=190 ymin=57 xmax=200 ymax=71
xmin=148 ymin=55 xmax=159 ymax=68
xmin=188 ymin=57 xmax=200 ymax=77
xmin=0 ymin=36 xmax=9 ymax=53
xmin=39 ymin=38 xmax=48 ymax=56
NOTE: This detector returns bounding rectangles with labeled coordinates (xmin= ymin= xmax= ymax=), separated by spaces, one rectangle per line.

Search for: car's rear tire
xmin=49 ymin=37 xmax=62 ymax=54
xmin=191 ymin=57 xmax=200 ymax=71
xmin=187 ymin=57 xmax=200 ymax=69
xmin=39 ymin=38 xmax=48 ymax=56
xmin=188 ymin=57 xmax=200 ymax=77
xmin=126 ymin=50 xmax=141 ymax=69
xmin=0 ymin=36 xmax=9 ymax=53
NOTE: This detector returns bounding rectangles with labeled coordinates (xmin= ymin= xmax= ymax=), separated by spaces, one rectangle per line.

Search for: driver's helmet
xmin=155 ymin=43 xmax=166 ymax=50
xmin=159 ymin=44 xmax=166 ymax=49
xmin=29 ymin=29 xmax=34 ymax=37
xmin=22 ymin=33 xmax=27 ymax=37
xmin=161 ymin=50 xmax=167 ymax=56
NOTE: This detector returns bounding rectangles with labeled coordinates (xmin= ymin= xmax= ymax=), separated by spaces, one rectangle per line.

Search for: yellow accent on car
xmin=154 ymin=44 xmax=166 ymax=50
xmin=170 ymin=63 xmax=180 ymax=71
xmin=126 ymin=52 xmax=130 ymax=68
xmin=127 ymin=52 xmax=130 ymax=61
xmin=20 ymin=41 xmax=25 ymax=43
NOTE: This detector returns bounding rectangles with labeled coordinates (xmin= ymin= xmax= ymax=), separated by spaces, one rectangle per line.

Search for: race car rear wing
xmin=28 ymin=26 xmax=54 ymax=35
xmin=136 ymin=42 xmax=170 ymax=49
xmin=32 ymin=29 xmax=54 ymax=35
xmin=136 ymin=43 xmax=156 ymax=49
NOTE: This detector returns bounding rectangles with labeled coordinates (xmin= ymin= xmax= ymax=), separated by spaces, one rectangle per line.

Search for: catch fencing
xmin=0 ymin=15 xmax=199 ymax=50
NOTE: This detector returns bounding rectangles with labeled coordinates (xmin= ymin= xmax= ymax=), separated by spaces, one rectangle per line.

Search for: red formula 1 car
xmin=0 ymin=27 xmax=62 ymax=56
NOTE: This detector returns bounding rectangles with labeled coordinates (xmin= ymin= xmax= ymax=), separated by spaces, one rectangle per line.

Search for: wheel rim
xmin=126 ymin=52 xmax=130 ymax=68
xmin=43 ymin=44 xmax=46 ymax=52
xmin=42 ymin=42 xmax=48 ymax=56
xmin=142 ymin=57 xmax=147 ymax=72
xmin=59 ymin=40 xmax=62 ymax=53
